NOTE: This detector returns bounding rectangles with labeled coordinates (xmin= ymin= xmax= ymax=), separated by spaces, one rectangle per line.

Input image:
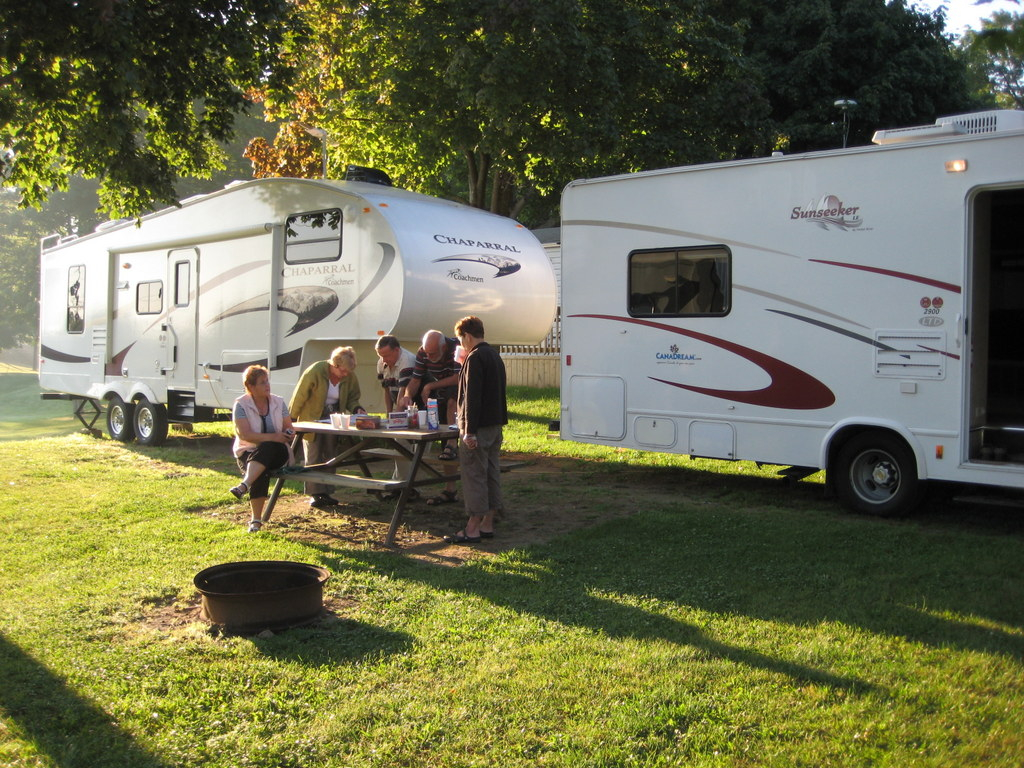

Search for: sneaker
xmin=309 ymin=494 xmax=340 ymax=509
xmin=247 ymin=520 xmax=262 ymax=533
xmin=230 ymin=482 xmax=249 ymax=499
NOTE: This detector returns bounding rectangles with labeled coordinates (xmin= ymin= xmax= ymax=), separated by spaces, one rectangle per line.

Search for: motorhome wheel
xmin=834 ymin=432 xmax=925 ymax=518
xmin=134 ymin=397 xmax=169 ymax=446
xmin=106 ymin=395 xmax=135 ymax=442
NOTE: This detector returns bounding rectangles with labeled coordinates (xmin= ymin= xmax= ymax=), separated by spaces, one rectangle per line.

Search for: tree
xmin=0 ymin=108 xmax=278 ymax=354
xmin=962 ymin=11 xmax=1024 ymax=109
xmin=251 ymin=0 xmax=768 ymax=223
xmin=0 ymin=190 xmax=48 ymax=351
xmin=714 ymin=0 xmax=985 ymax=153
xmin=0 ymin=0 xmax=297 ymax=218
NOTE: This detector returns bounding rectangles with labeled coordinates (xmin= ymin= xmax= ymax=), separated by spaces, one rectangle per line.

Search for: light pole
xmin=834 ymin=99 xmax=857 ymax=149
xmin=300 ymin=125 xmax=328 ymax=179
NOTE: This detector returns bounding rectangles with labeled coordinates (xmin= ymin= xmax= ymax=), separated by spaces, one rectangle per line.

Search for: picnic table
xmin=263 ymin=420 xmax=460 ymax=546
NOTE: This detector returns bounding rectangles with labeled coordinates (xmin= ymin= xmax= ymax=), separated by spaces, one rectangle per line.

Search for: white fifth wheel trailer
xmin=39 ymin=175 xmax=556 ymax=444
xmin=560 ymin=110 xmax=1024 ymax=516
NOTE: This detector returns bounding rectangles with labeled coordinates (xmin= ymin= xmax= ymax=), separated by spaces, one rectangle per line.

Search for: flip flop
xmin=479 ymin=530 xmax=494 ymax=538
xmin=443 ymin=531 xmax=481 ymax=543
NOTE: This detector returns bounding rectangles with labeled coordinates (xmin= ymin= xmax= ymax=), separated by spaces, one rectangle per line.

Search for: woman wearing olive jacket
xmin=289 ymin=346 xmax=365 ymax=508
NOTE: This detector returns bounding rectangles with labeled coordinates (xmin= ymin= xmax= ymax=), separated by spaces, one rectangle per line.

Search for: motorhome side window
xmin=67 ymin=265 xmax=85 ymax=333
xmin=285 ymin=209 xmax=343 ymax=264
xmin=136 ymin=281 xmax=163 ymax=315
xmin=628 ymin=246 xmax=730 ymax=316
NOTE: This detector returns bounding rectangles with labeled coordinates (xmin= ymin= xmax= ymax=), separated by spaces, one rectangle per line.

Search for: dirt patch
xmin=207 ymin=451 xmax=647 ymax=566
xmin=142 ymin=449 xmax=636 ymax=634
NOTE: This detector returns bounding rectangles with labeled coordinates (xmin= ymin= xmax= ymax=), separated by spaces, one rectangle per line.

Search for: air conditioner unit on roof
xmin=873 ymin=109 xmax=1024 ymax=145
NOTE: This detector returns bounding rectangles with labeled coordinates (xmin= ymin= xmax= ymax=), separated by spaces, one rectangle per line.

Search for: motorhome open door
xmin=966 ymin=187 xmax=1024 ymax=463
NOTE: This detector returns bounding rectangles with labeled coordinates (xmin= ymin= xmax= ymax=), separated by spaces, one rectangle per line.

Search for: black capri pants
xmin=236 ymin=441 xmax=289 ymax=499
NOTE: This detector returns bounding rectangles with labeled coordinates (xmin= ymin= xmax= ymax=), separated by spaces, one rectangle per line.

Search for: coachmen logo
xmin=791 ymin=194 xmax=863 ymax=231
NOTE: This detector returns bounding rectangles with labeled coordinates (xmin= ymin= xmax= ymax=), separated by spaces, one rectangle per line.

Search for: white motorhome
xmin=39 ymin=176 xmax=556 ymax=444
xmin=560 ymin=110 xmax=1024 ymax=516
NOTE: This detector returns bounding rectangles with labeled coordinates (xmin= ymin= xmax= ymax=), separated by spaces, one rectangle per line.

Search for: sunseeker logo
xmin=791 ymin=194 xmax=863 ymax=231
xmin=656 ymin=343 xmax=699 ymax=363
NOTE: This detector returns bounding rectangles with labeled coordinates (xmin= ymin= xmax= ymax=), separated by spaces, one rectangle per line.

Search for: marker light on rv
xmin=945 ymin=159 xmax=967 ymax=173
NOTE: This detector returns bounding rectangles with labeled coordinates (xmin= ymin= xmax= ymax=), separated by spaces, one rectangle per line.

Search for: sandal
xmin=247 ymin=519 xmax=262 ymax=533
xmin=438 ymin=444 xmax=459 ymax=461
xmin=426 ymin=490 xmax=458 ymax=506
xmin=230 ymin=482 xmax=249 ymax=499
xmin=443 ymin=530 xmax=481 ymax=543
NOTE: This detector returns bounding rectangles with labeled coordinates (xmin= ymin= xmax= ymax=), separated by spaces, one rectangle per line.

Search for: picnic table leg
xmin=384 ymin=439 xmax=431 ymax=546
xmin=261 ymin=475 xmax=286 ymax=523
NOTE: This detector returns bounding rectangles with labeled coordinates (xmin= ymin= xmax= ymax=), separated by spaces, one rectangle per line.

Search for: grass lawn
xmin=1 ymin=371 xmax=1023 ymax=767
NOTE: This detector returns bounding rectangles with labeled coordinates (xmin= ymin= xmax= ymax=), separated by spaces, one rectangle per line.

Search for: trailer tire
xmin=134 ymin=397 xmax=169 ymax=446
xmin=106 ymin=395 xmax=135 ymax=442
xmin=834 ymin=432 xmax=924 ymax=517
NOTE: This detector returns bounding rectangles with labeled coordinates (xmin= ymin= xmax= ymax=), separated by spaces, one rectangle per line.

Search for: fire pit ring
xmin=193 ymin=560 xmax=331 ymax=632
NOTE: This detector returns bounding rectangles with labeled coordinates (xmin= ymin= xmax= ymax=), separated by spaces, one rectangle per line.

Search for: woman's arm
xmin=344 ymin=375 xmax=366 ymax=414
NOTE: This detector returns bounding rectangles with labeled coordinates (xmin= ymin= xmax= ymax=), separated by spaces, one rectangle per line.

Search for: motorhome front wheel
xmin=834 ymin=432 xmax=925 ymax=518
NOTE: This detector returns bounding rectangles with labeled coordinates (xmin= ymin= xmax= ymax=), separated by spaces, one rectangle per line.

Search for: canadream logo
xmin=656 ymin=343 xmax=699 ymax=361
xmin=791 ymin=194 xmax=863 ymax=231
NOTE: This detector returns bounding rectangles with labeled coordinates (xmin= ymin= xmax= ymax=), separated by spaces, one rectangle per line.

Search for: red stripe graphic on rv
xmin=573 ymin=315 xmax=835 ymax=410
xmin=809 ymin=260 xmax=961 ymax=293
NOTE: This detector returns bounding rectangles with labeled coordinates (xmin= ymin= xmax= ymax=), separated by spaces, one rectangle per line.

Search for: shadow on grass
xmin=247 ymin=613 xmax=414 ymax=666
xmin=324 ymin=500 xmax=1024 ymax=695
xmin=0 ymin=632 xmax=170 ymax=768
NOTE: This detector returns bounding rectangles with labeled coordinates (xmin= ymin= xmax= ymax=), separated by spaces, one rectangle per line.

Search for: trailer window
xmin=174 ymin=261 xmax=190 ymax=307
xmin=67 ymin=265 xmax=85 ymax=333
xmin=628 ymin=246 xmax=730 ymax=316
xmin=136 ymin=281 xmax=163 ymax=315
xmin=285 ymin=208 xmax=342 ymax=264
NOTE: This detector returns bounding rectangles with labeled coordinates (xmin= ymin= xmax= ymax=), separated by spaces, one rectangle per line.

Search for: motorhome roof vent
xmin=344 ymin=165 xmax=393 ymax=186
xmin=872 ymin=109 xmax=1024 ymax=145
xmin=94 ymin=218 xmax=130 ymax=233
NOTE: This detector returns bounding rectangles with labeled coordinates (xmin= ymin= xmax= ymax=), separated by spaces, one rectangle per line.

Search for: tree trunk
xmin=466 ymin=150 xmax=491 ymax=210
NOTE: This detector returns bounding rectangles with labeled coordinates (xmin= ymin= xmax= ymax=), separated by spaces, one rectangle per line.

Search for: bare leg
xmin=479 ymin=510 xmax=495 ymax=535
xmin=241 ymin=460 xmax=265 ymax=489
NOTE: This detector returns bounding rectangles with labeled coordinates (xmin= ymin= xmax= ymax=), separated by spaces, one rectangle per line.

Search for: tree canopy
xmin=249 ymin=0 xmax=984 ymax=224
xmin=250 ymin=0 xmax=769 ymax=222
xmin=962 ymin=11 xmax=1024 ymax=109
xmin=715 ymin=0 xmax=985 ymax=153
xmin=0 ymin=0 xmax=296 ymax=217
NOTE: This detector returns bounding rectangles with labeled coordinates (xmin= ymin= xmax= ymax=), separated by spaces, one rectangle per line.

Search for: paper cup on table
xmin=330 ymin=412 xmax=344 ymax=429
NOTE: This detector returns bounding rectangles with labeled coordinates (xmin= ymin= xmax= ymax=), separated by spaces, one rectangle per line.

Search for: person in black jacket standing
xmin=444 ymin=315 xmax=507 ymax=544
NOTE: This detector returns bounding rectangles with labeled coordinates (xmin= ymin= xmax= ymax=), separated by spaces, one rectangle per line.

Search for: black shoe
xmin=309 ymin=494 xmax=340 ymax=509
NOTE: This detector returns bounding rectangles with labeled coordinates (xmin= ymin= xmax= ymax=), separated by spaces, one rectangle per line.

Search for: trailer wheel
xmin=134 ymin=397 xmax=168 ymax=446
xmin=106 ymin=395 xmax=135 ymax=442
xmin=834 ymin=432 xmax=924 ymax=517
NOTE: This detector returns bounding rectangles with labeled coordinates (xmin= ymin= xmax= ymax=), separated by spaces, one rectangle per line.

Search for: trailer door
xmin=164 ymin=248 xmax=198 ymax=390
